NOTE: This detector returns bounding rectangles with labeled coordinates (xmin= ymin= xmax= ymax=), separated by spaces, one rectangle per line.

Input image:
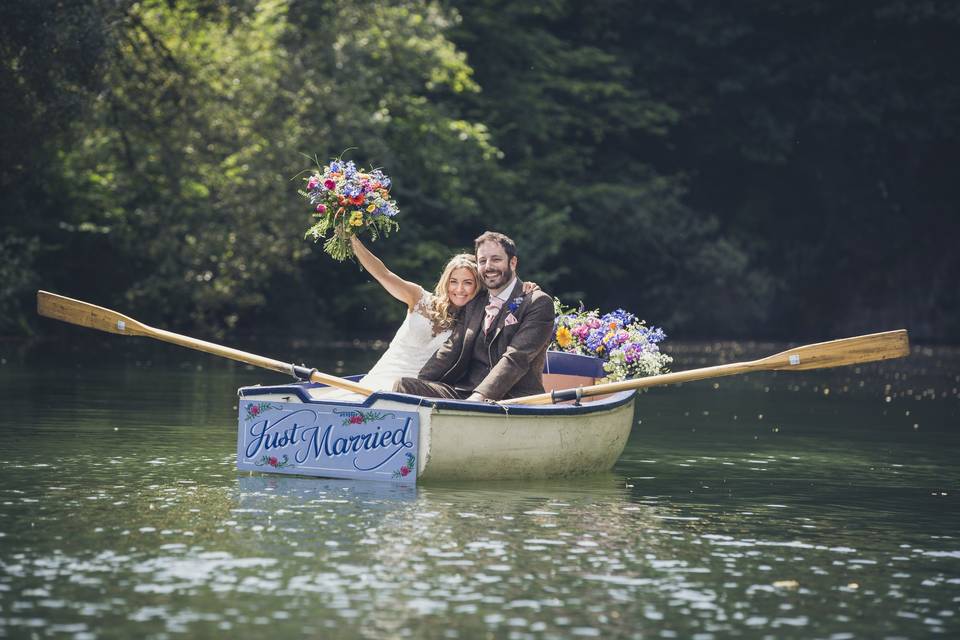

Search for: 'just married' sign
xmin=237 ymin=400 xmax=420 ymax=483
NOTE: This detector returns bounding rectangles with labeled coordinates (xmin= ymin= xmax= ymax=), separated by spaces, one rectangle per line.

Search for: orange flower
xmin=556 ymin=326 xmax=573 ymax=348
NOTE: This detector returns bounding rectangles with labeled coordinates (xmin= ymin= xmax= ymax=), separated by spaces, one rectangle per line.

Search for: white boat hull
xmin=237 ymin=351 xmax=636 ymax=481
xmin=238 ymin=385 xmax=636 ymax=481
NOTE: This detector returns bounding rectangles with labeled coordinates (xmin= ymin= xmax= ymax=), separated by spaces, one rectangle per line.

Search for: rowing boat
xmin=237 ymin=351 xmax=636 ymax=482
xmin=35 ymin=293 xmax=910 ymax=483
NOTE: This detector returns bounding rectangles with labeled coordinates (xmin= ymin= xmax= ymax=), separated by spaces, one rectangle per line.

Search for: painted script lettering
xmin=242 ymin=403 xmax=415 ymax=473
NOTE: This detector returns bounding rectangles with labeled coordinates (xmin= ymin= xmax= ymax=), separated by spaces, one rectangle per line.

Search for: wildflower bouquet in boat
xmin=301 ymin=157 xmax=400 ymax=261
xmin=550 ymin=299 xmax=672 ymax=382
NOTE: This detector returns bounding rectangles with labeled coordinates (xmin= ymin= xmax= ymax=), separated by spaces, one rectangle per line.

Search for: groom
xmin=394 ymin=231 xmax=554 ymax=401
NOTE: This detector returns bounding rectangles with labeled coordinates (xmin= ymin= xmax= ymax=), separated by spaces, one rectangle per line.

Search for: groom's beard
xmin=483 ymin=265 xmax=514 ymax=293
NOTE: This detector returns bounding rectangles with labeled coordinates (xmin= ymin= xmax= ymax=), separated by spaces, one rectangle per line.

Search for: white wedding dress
xmin=317 ymin=288 xmax=452 ymax=400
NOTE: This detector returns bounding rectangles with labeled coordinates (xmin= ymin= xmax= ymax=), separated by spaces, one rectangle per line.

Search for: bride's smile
xmin=447 ymin=268 xmax=478 ymax=308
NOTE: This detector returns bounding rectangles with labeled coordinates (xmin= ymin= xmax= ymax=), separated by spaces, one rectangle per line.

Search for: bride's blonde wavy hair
xmin=430 ymin=253 xmax=480 ymax=330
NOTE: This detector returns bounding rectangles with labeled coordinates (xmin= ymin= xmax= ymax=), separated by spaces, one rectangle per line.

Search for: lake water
xmin=0 ymin=338 xmax=957 ymax=638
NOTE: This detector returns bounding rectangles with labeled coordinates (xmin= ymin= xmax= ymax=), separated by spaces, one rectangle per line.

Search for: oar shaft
xmin=148 ymin=327 xmax=372 ymax=393
xmin=149 ymin=326 xmax=289 ymax=374
xmin=37 ymin=290 xmax=374 ymax=396
xmin=512 ymin=360 xmax=760 ymax=405
xmin=511 ymin=329 xmax=909 ymax=406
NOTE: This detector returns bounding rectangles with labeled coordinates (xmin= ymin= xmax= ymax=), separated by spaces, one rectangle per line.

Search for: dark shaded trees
xmin=2 ymin=0 xmax=958 ymax=341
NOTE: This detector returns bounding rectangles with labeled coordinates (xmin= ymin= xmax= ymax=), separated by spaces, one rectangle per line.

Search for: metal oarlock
xmin=291 ymin=364 xmax=318 ymax=381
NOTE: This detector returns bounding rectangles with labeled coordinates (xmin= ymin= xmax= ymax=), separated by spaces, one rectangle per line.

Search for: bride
xmin=318 ymin=235 xmax=535 ymax=398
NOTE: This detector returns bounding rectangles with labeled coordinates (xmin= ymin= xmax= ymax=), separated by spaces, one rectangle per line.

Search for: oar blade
xmin=37 ymin=290 xmax=147 ymax=337
xmin=761 ymin=329 xmax=910 ymax=371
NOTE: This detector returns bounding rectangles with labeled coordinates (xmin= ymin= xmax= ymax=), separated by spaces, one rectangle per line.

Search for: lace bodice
xmin=317 ymin=288 xmax=451 ymax=399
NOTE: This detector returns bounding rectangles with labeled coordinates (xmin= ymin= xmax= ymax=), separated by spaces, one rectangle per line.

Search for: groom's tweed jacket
xmin=418 ymin=280 xmax=554 ymax=400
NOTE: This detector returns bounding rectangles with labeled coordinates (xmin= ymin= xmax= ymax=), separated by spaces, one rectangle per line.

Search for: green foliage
xmin=1 ymin=0 xmax=957 ymax=342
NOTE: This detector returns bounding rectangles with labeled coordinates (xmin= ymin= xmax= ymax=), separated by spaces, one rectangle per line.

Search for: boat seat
xmin=541 ymin=351 xmax=607 ymax=403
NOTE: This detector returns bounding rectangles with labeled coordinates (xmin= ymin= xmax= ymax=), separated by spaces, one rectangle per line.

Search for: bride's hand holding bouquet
xmin=301 ymin=157 xmax=400 ymax=261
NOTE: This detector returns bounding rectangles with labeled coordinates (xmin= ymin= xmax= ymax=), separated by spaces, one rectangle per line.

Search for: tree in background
xmin=1 ymin=0 xmax=131 ymax=333
xmin=2 ymin=0 xmax=958 ymax=341
xmin=12 ymin=0 xmax=500 ymax=338
xmin=596 ymin=0 xmax=960 ymax=338
xmin=450 ymin=1 xmax=777 ymax=335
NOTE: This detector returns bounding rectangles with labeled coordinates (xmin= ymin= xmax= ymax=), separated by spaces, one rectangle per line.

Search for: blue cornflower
xmin=601 ymin=309 xmax=636 ymax=329
xmin=586 ymin=329 xmax=606 ymax=353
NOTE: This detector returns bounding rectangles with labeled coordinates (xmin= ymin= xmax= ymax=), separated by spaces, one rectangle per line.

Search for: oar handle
xmin=511 ymin=329 xmax=909 ymax=405
xmin=148 ymin=327 xmax=374 ymax=394
xmin=514 ymin=360 xmax=758 ymax=405
xmin=37 ymin=290 xmax=375 ymax=397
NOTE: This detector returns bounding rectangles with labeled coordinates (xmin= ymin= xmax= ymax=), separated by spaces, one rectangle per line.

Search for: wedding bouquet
xmin=550 ymin=299 xmax=672 ymax=382
xmin=301 ymin=157 xmax=400 ymax=261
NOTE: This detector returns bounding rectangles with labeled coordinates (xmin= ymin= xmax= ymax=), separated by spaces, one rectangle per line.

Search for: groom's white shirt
xmin=489 ymin=276 xmax=518 ymax=305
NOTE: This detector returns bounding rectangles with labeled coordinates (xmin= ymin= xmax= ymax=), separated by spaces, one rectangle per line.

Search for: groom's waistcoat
xmin=418 ymin=280 xmax=555 ymax=400
xmin=461 ymin=317 xmax=495 ymax=391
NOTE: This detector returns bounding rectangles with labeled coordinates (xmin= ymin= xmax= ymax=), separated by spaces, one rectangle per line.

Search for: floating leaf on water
xmin=773 ymin=579 xmax=799 ymax=589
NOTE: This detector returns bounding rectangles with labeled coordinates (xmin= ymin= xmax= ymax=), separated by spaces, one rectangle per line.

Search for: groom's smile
xmin=476 ymin=240 xmax=517 ymax=294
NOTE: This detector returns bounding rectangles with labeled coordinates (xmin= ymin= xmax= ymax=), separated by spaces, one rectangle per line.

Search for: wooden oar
xmin=510 ymin=329 xmax=910 ymax=405
xmin=36 ymin=290 xmax=374 ymax=396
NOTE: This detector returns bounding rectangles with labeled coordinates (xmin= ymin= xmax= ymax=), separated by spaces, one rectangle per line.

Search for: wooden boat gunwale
xmin=238 ymin=379 xmax=637 ymax=415
xmin=236 ymin=352 xmax=638 ymax=480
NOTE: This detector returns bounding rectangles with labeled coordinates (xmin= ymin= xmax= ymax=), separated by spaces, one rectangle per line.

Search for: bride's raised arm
xmin=350 ymin=236 xmax=422 ymax=310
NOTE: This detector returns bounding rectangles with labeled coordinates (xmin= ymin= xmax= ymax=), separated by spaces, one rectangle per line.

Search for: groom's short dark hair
xmin=474 ymin=231 xmax=517 ymax=260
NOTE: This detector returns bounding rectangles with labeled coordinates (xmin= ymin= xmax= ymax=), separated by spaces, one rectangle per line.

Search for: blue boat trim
xmin=237 ymin=352 xmax=632 ymax=416
xmin=543 ymin=350 xmax=606 ymax=377
xmin=238 ymin=381 xmax=636 ymax=416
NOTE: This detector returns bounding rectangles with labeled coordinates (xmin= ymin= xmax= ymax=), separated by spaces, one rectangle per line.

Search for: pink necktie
xmin=483 ymin=296 xmax=504 ymax=333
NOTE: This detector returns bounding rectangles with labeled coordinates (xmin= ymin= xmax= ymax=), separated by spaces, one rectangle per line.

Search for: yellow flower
xmin=556 ymin=326 xmax=573 ymax=348
xmin=349 ymin=211 xmax=364 ymax=227
xmin=367 ymin=204 xmax=376 ymax=213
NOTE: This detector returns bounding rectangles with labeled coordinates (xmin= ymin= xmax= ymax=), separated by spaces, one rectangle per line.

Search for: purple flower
xmin=586 ymin=329 xmax=605 ymax=353
xmin=601 ymin=309 xmax=636 ymax=329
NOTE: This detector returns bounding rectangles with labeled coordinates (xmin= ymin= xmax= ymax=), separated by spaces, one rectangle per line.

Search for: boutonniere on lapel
xmin=504 ymin=295 xmax=524 ymax=326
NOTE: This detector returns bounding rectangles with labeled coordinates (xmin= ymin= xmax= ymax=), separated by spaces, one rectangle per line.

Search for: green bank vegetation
xmin=2 ymin=0 xmax=957 ymax=341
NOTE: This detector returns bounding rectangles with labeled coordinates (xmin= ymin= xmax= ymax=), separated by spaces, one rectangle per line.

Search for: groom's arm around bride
xmin=393 ymin=231 xmax=555 ymax=402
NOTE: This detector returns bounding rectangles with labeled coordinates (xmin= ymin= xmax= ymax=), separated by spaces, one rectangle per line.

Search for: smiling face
xmin=476 ymin=240 xmax=517 ymax=294
xmin=446 ymin=266 xmax=479 ymax=309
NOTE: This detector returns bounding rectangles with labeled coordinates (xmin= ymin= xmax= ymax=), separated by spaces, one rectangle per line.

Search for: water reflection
xmin=0 ymin=341 xmax=958 ymax=637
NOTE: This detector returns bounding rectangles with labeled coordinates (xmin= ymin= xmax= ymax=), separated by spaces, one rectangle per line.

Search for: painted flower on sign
xmin=245 ymin=402 xmax=280 ymax=421
xmin=393 ymin=453 xmax=416 ymax=480
xmin=338 ymin=409 xmax=396 ymax=426
xmin=255 ymin=454 xmax=293 ymax=469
